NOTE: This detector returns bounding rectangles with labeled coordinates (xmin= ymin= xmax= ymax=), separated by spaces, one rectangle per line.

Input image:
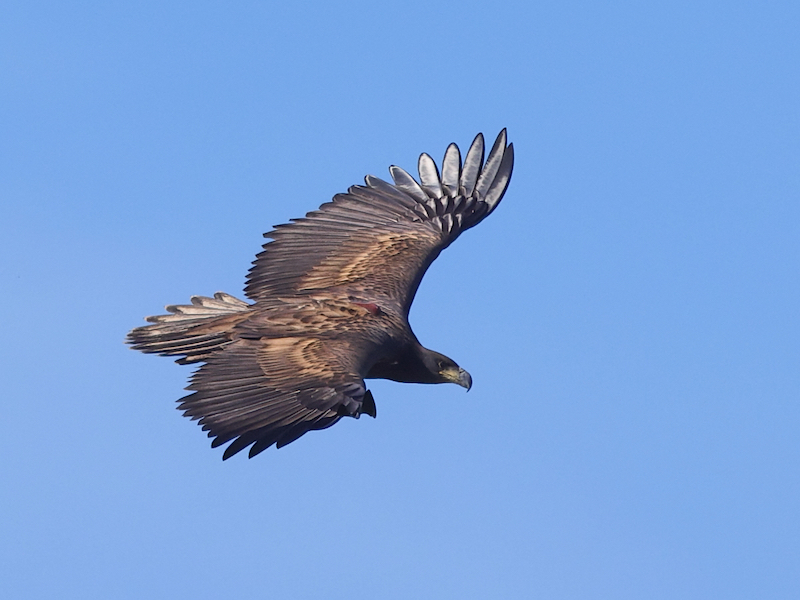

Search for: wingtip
xmin=474 ymin=129 xmax=510 ymax=198
xmin=483 ymin=138 xmax=514 ymax=212
xmin=460 ymin=133 xmax=486 ymax=196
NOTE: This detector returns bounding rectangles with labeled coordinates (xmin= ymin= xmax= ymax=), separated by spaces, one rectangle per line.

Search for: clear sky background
xmin=2 ymin=1 xmax=798 ymax=598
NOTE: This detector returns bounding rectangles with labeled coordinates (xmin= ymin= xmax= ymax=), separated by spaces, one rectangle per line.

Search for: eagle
xmin=128 ymin=130 xmax=514 ymax=459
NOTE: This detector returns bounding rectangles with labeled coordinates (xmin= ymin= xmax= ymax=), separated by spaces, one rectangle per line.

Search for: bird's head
xmin=422 ymin=349 xmax=472 ymax=390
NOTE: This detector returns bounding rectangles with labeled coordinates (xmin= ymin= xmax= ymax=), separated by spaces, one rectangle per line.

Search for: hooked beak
xmin=440 ymin=365 xmax=473 ymax=391
xmin=456 ymin=368 xmax=472 ymax=391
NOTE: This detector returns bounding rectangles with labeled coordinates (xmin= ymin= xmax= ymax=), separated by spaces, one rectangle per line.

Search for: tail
xmin=127 ymin=292 xmax=251 ymax=365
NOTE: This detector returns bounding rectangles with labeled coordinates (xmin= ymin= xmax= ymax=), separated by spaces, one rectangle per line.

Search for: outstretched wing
xmin=179 ymin=337 xmax=376 ymax=459
xmin=245 ymin=130 xmax=514 ymax=315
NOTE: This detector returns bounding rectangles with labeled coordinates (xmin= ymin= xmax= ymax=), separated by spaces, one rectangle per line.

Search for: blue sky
xmin=2 ymin=1 xmax=798 ymax=598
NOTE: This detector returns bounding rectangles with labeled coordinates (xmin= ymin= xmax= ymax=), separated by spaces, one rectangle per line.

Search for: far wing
xmin=180 ymin=337 xmax=375 ymax=459
xmin=245 ymin=130 xmax=514 ymax=315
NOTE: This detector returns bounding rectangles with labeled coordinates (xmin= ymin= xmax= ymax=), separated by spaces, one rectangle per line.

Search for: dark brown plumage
xmin=127 ymin=130 xmax=514 ymax=458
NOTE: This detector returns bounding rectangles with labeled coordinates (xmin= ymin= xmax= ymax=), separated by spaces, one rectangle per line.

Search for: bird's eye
xmin=436 ymin=360 xmax=444 ymax=370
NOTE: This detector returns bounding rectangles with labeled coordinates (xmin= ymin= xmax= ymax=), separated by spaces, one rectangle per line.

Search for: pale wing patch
xmin=299 ymin=230 xmax=440 ymax=290
xmin=256 ymin=337 xmax=350 ymax=388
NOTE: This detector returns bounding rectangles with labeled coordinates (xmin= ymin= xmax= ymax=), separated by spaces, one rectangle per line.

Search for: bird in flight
xmin=128 ymin=130 xmax=514 ymax=459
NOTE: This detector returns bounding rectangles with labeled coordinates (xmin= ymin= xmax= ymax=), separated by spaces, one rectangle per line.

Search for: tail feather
xmin=127 ymin=292 xmax=250 ymax=365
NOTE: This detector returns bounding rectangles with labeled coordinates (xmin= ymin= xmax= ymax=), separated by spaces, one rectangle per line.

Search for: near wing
xmin=180 ymin=337 xmax=375 ymax=459
xmin=245 ymin=130 xmax=514 ymax=315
